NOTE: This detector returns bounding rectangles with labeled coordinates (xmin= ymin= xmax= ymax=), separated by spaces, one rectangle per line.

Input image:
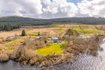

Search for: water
xmin=0 ymin=61 xmax=39 ymax=70
xmin=52 ymin=38 xmax=105 ymax=70
xmin=0 ymin=39 xmax=105 ymax=70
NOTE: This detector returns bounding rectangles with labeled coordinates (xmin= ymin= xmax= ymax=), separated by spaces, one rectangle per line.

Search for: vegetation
xmin=1 ymin=16 xmax=105 ymax=31
xmin=36 ymin=41 xmax=65 ymax=56
xmin=73 ymin=28 xmax=103 ymax=34
xmin=21 ymin=30 xmax=26 ymax=36
xmin=0 ymin=24 xmax=104 ymax=68
xmin=0 ymin=46 xmax=9 ymax=62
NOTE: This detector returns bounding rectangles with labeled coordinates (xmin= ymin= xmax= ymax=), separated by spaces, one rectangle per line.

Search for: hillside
xmin=0 ymin=16 xmax=105 ymax=31
xmin=0 ymin=16 xmax=105 ymax=24
xmin=0 ymin=16 xmax=51 ymax=26
xmin=52 ymin=17 xmax=105 ymax=24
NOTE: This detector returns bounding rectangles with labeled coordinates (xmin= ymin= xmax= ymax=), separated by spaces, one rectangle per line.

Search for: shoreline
xmin=0 ymin=36 xmax=103 ymax=68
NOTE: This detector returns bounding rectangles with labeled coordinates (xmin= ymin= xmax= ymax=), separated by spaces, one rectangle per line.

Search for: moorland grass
xmin=5 ymin=37 xmax=25 ymax=47
xmin=73 ymin=28 xmax=103 ymax=34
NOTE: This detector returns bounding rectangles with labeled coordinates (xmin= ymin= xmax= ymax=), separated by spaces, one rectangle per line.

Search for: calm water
xmin=0 ymin=39 xmax=105 ymax=70
xmin=0 ymin=61 xmax=39 ymax=70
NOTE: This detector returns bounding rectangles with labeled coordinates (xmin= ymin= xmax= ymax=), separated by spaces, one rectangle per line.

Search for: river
xmin=0 ymin=39 xmax=105 ymax=70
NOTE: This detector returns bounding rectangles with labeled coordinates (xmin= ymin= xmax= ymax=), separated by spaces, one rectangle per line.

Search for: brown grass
xmin=0 ymin=24 xmax=105 ymax=39
xmin=0 ymin=45 xmax=9 ymax=62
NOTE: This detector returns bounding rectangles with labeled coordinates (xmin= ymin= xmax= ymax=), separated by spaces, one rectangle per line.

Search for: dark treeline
xmin=1 ymin=16 xmax=105 ymax=31
xmin=0 ymin=23 xmax=20 ymax=31
xmin=52 ymin=17 xmax=105 ymax=24
xmin=0 ymin=16 xmax=52 ymax=31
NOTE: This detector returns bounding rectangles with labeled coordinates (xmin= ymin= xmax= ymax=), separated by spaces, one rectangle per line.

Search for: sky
xmin=0 ymin=0 xmax=105 ymax=18
xmin=68 ymin=0 xmax=80 ymax=4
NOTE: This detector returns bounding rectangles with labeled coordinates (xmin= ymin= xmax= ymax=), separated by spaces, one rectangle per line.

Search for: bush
xmin=21 ymin=30 xmax=26 ymax=36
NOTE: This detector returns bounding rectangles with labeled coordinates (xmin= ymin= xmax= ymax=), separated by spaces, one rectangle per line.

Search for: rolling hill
xmin=0 ymin=16 xmax=105 ymax=31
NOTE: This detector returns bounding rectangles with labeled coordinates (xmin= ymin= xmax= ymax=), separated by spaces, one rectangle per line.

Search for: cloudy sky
xmin=0 ymin=0 xmax=105 ymax=18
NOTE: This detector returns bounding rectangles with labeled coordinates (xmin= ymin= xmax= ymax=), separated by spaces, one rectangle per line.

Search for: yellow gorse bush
xmin=36 ymin=41 xmax=65 ymax=56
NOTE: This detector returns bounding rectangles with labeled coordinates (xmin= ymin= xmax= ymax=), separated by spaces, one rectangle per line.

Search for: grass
xmin=73 ymin=28 xmax=104 ymax=34
xmin=5 ymin=37 xmax=25 ymax=47
xmin=56 ymin=29 xmax=65 ymax=34
xmin=36 ymin=41 xmax=65 ymax=56
xmin=26 ymin=36 xmax=36 ymax=38
xmin=27 ymin=30 xmax=39 ymax=35
xmin=4 ymin=37 xmax=26 ymax=54
xmin=27 ymin=31 xmax=36 ymax=35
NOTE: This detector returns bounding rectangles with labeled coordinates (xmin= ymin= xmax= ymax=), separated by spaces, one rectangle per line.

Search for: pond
xmin=0 ymin=39 xmax=105 ymax=70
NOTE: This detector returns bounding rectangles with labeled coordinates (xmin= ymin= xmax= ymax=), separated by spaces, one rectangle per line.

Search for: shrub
xmin=21 ymin=30 xmax=26 ymax=36
xmin=36 ymin=41 xmax=65 ymax=56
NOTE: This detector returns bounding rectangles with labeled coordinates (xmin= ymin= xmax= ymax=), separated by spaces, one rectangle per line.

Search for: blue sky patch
xmin=67 ymin=0 xmax=80 ymax=4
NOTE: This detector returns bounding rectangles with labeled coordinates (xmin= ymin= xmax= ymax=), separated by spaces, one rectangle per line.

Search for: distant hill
xmin=0 ymin=16 xmax=51 ymax=26
xmin=0 ymin=16 xmax=105 ymax=24
xmin=52 ymin=17 xmax=105 ymax=24
xmin=0 ymin=16 xmax=105 ymax=31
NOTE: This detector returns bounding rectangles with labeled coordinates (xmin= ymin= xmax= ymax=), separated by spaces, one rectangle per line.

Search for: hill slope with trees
xmin=0 ymin=16 xmax=105 ymax=31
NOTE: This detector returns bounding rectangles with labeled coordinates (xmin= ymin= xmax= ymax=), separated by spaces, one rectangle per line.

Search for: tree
xmin=21 ymin=30 xmax=26 ymax=36
xmin=3 ymin=25 xmax=12 ymax=31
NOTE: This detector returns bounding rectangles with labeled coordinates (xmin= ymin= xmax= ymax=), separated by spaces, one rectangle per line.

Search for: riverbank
xmin=0 ymin=34 xmax=104 ymax=68
xmin=0 ymin=37 xmax=105 ymax=70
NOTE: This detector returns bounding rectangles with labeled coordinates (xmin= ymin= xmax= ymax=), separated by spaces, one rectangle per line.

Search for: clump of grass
xmin=0 ymin=46 xmax=9 ymax=62
xmin=0 ymin=53 xmax=9 ymax=62
xmin=36 ymin=41 xmax=65 ymax=56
